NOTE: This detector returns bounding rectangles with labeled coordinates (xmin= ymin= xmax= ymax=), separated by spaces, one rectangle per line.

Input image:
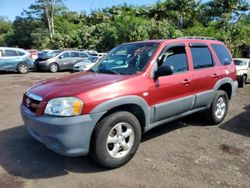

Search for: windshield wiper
xmin=97 ymin=69 xmax=120 ymax=75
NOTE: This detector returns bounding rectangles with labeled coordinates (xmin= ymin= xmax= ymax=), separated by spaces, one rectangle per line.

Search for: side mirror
xmin=59 ymin=56 xmax=63 ymax=59
xmin=154 ymin=65 xmax=173 ymax=79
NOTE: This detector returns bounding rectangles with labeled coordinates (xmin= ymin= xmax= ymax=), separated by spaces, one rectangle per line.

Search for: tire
xmin=243 ymin=75 xmax=247 ymax=84
xmin=206 ymin=90 xmax=229 ymax=125
xmin=238 ymin=75 xmax=246 ymax=88
xmin=49 ymin=63 xmax=59 ymax=73
xmin=90 ymin=111 xmax=141 ymax=169
xmin=17 ymin=63 xmax=29 ymax=74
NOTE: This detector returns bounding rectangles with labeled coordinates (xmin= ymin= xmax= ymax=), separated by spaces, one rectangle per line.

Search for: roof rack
xmin=177 ymin=36 xmax=217 ymax=40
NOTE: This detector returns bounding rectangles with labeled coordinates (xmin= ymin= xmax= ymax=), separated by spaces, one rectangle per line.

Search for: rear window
xmin=4 ymin=50 xmax=18 ymax=57
xmin=211 ymin=44 xmax=232 ymax=65
xmin=190 ymin=47 xmax=213 ymax=69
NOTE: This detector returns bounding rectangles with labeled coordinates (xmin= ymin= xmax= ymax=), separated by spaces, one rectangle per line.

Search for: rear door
xmin=57 ymin=52 xmax=70 ymax=70
xmin=189 ymin=43 xmax=222 ymax=108
xmin=69 ymin=51 xmax=81 ymax=69
xmin=149 ymin=44 xmax=195 ymax=122
xmin=1 ymin=49 xmax=20 ymax=71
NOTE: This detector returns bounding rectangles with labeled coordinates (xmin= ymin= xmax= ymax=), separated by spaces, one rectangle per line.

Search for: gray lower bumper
xmin=21 ymin=105 xmax=105 ymax=157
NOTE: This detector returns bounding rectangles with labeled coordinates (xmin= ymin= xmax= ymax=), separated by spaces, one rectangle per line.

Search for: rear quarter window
xmin=17 ymin=51 xmax=26 ymax=56
xmin=211 ymin=44 xmax=232 ymax=66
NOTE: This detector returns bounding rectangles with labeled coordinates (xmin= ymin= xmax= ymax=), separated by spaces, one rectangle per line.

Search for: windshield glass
xmin=234 ymin=60 xmax=247 ymax=66
xmin=46 ymin=50 xmax=62 ymax=58
xmin=91 ymin=43 xmax=159 ymax=75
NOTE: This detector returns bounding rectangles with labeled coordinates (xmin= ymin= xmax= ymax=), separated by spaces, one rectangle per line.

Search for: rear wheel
xmin=206 ymin=90 xmax=228 ymax=125
xmin=91 ymin=111 xmax=141 ymax=169
xmin=17 ymin=63 xmax=29 ymax=74
xmin=49 ymin=63 xmax=59 ymax=73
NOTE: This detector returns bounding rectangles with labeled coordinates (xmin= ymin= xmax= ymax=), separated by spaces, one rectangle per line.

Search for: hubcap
xmin=106 ymin=122 xmax=135 ymax=159
xmin=215 ymin=97 xmax=226 ymax=119
xmin=19 ymin=65 xmax=27 ymax=73
xmin=50 ymin=64 xmax=58 ymax=72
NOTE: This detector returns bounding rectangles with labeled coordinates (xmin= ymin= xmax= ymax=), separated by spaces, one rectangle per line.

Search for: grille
xmin=23 ymin=95 xmax=41 ymax=113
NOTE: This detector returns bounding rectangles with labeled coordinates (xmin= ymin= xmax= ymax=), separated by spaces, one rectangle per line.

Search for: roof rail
xmin=177 ymin=36 xmax=217 ymax=40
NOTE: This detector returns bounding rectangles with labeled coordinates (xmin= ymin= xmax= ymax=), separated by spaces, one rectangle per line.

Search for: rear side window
xmin=71 ymin=52 xmax=80 ymax=57
xmin=4 ymin=50 xmax=18 ymax=57
xmin=0 ymin=50 xmax=3 ymax=57
xmin=190 ymin=47 xmax=213 ymax=69
xmin=80 ymin=52 xmax=88 ymax=58
xmin=162 ymin=46 xmax=188 ymax=73
xmin=211 ymin=44 xmax=232 ymax=66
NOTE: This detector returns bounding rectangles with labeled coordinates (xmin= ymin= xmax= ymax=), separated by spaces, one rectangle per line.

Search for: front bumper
xmin=35 ymin=62 xmax=50 ymax=71
xmin=21 ymin=105 xmax=105 ymax=156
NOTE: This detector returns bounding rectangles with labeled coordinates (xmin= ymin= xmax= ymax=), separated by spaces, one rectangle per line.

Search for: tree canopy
xmin=0 ymin=0 xmax=249 ymax=57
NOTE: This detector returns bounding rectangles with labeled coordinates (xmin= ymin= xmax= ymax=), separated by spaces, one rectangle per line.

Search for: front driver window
xmin=160 ymin=46 xmax=188 ymax=74
xmin=60 ymin=52 xmax=70 ymax=59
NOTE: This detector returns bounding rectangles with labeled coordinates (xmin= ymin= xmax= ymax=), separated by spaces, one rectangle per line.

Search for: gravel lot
xmin=0 ymin=72 xmax=249 ymax=188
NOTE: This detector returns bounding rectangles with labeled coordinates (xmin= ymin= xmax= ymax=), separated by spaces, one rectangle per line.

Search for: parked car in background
xmin=0 ymin=47 xmax=34 ymax=74
xmin=73 ymin=56 xmax=101 ymax=72
xmin=234 ymin=58 xmax=250 ymax=87
xmin=27 ymin=49 xmax=38 ymax=60
xmin=21 ymin=37 xmax=237 ymax=168
xmin=35 ymin=50 xmax=61 ymax=63
xmin=35 ymin=50 xmax=90 ymax=72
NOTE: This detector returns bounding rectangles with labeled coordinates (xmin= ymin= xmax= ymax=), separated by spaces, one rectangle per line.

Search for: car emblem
xmin=26 ymin=98 xmax=31 ymax=107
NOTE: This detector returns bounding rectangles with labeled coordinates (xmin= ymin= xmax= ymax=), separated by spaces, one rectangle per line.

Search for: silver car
xmin=36 ymin=50 xmax=90 ymax=72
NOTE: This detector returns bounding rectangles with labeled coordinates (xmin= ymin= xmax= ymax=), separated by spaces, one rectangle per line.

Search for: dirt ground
xmin=0 ymin=72 xmax=249 ymax=188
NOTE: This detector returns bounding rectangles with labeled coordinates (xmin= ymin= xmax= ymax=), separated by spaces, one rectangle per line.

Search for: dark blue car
xmin=0 ymin=47 xmax=34 ymax=74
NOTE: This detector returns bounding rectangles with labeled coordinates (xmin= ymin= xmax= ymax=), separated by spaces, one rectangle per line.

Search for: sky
xmin=0 ymin=0 xmax=160 ymax=21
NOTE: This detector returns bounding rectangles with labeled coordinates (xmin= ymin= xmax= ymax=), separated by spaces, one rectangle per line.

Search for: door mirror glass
xmin=154 ymin=65 xmax=173 ymax=79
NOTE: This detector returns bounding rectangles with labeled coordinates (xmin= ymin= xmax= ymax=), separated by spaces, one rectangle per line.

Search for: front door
xmin=149 ymin=44 xmax=194 ymax=123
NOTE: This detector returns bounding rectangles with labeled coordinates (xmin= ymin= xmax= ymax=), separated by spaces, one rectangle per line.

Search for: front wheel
xmin=17 ymin=63 xmax=29 ymax=74
xmin=91 ymin=111 xmax=141 ymax=169
xmin=49 ymin=63 xmax=59 ymax=73
xmin=206 ymin=90 xmax=228 ymax=125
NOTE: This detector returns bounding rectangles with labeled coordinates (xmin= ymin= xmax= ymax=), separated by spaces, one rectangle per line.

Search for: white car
xmin=234 ymin=58 xmax=250 ymax=87
xmin=73 ymin=56 xmax=101 ymax=72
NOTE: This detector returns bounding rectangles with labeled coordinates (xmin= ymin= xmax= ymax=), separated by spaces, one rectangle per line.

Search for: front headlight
xmin=44 ymin=97 xmax=83 ymax=116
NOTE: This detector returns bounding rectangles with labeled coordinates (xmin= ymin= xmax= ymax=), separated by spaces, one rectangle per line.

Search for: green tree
xmin=0 ymin=17 xmax=12 ymax=46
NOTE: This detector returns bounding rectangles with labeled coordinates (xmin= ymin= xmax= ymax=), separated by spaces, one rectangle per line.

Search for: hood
xmin=74 ymin=60 xmax=92 ymax=67
xmin=236 ymin=65 xmax=247 ymax=71
xmin=28 ymin=72 xmax=128 ymax=101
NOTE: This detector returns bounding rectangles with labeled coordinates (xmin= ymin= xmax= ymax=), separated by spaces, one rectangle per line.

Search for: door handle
xmin=182 ymin=79 xmax=191 ymax=85
xmin=212 ymin=73 xmax=219 ymax=79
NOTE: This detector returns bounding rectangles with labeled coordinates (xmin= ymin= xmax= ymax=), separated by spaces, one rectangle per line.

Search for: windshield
xmin=234 ymin=60 xmax=247 ymax=66
xmin=91 ymin=43 xmax=159 ymax=75
xmin=46 ymin=50 xmax=62 ymax=58
xmin=38 ymin=50 xmax=49 ymax=58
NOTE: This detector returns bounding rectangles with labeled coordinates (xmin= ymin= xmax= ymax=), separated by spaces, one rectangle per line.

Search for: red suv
xmin=21 ymin=37 xmax=238 ymax=168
